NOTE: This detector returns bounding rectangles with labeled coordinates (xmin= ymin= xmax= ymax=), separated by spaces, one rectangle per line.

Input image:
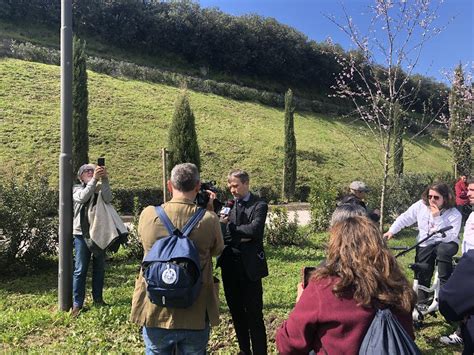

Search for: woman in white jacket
xmin=384 ymin=182 xmax=462 ymax=301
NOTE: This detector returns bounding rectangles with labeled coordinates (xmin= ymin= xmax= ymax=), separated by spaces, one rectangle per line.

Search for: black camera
xmin=196 ymin=181 xmax=223 ymax=212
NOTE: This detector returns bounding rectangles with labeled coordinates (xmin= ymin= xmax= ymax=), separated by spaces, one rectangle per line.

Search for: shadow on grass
xmin=0 ymin=268 xmax=57 ymax=294
xmin=0 ymin=255 xmax=139 ymax=295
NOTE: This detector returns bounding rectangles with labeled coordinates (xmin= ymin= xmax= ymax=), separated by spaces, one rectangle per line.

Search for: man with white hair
xmin=72 ymin=163 xmax=111 ymax=316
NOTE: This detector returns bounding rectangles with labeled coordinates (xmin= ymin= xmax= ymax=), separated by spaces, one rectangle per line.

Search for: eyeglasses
xmin=428 ymin=195 xmax=440 ymax=201
xmin=83 ymin=168 xmax=94 ymax=174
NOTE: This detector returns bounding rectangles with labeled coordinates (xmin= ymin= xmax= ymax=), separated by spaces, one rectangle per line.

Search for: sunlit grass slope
xmin=0 ymin=58 xmax=452 ymax=190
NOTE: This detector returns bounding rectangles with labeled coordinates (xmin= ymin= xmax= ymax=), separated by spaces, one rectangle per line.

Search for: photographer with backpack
xmin=130 ymin=163 xmax=224 ymax=354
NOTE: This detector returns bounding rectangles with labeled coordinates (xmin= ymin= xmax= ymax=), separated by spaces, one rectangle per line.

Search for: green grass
xmin=0 ymin=58 xmax=452 ymax=192
xmin=0 ymin=229 xmax=462 ymax=353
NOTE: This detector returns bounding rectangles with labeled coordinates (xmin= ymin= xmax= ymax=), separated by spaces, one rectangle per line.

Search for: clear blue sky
xmin=198 ymin=0 xmax=473 ymax=84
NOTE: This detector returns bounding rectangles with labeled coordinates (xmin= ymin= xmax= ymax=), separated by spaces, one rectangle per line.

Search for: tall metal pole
xmin=58 ymin=0 xmax=73 ymax=311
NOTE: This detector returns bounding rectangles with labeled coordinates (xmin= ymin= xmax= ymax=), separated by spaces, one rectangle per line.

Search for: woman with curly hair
xmin=276 ymin=216 xmax=416 ymax=354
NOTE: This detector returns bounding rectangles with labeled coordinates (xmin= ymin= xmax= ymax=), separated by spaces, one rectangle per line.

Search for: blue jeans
xmin=73 ymin=235 xmax=105 ymax=307
xmin=142 ymin=324 xmax=210 ymax=355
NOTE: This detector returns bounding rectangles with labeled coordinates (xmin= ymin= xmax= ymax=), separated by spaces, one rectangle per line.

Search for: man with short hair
xmin=339 ymin=180 xmax=380 ymax=222
xmin=217 ymin=169 xmax=269 ymax=355
xmin=130 ymin=163 xmax=224 ymax=354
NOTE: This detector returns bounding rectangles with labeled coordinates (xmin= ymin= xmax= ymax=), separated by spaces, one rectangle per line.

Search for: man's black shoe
xmin=93 ymin=299 xmax=108 ymax=307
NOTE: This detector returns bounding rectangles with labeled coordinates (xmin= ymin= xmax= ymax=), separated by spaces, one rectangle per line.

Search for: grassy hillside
xmin=0 ymin=58 xmax=452 ymax=192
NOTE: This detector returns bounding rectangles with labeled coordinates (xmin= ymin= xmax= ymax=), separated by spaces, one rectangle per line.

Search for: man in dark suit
xmin=217 ymin=169 xmax=268 ymax=354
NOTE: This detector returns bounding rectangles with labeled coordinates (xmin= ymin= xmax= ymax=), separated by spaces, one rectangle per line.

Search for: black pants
xmin=415 ymin=242 xmax=458 ymax=301
xmin=221 ymin=255 xmax=267 ymax=355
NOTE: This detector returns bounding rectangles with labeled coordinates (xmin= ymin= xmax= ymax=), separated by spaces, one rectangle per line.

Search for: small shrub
xmin=112 ymin=188 xmax=163 ymax=215
xmin=309 ymin=176 xmax=340 ymax=232
xmin=10 ymin=40 xmax=60 ymax=65
xmin=265 ymin=206 xmax=305 ymax=246
xmin=0 ymin=171 xmax=58 ymax=273
xmin=122 ymin=197 xmax=144 ymax=260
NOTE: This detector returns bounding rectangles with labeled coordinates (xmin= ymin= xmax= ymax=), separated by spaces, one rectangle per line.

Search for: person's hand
xmin=93 ymin=166 xmax=104 ymax=180
xmin=430 ymin=201 xmax=440 ymax=217
xmin=220 ymin=214 xmax=229 ymax=224
xmin=383 ymin=231 xmax=394 ymax=240
xmin=206 ymin=190 xmax=217 ymax=212
xmin=101 ymin=166 xmax=108 ymax=179
xmin=296 ymin=282 xmax=304 ymax=303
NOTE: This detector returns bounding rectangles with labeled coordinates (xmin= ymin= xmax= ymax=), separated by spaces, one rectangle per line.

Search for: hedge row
xmin=5 ymin=40 xmax=352 ymax=116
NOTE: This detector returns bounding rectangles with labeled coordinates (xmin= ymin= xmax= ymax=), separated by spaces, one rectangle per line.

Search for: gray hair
xmin=330 ymin=203 xmax=367 ymax=227
xmin=170 ymin=163 xmax=200 ymax=192
xmin=228 ymin=169 xmax=250 ymax=184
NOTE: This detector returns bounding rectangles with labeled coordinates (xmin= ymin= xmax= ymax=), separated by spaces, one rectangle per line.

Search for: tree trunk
xmin=379 ymin=139 xmax=391 ymax=231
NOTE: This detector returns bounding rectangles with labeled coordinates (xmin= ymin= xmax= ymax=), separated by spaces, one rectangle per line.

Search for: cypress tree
xmin=283 ymin=89 xmax=297 ymax=201
xmin=72 ymin=36 xmax=89 ymax=177
xmin=449 ymin=64 xmax=472 ymax=176
xmin=167 ymin=90 xmax=201 ymax=172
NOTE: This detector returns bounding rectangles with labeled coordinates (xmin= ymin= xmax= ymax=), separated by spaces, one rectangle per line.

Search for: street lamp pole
xmin=58 ymin=0 xmax=73 ymax=311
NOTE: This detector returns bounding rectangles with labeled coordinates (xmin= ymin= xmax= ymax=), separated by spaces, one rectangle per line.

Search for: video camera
xmin=196 ymin=180 xmax=223 ymax=212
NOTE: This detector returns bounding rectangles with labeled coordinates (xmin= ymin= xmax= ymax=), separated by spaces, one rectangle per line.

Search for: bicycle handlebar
xmin=394 ymin=225 xmax=453 ymax=258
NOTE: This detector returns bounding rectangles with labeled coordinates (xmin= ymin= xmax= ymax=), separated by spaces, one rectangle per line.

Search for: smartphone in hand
xmin=97 ymin=157 xmax=105 ymax=167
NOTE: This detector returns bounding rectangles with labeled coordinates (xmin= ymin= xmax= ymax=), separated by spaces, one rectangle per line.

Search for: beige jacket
xmin=130 ymin=197 xmax=224 ymax=329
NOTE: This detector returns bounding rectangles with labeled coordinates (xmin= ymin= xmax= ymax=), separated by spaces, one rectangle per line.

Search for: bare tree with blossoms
xmin=448 ymin=64 xmax=472 ymax=177
xmin=327 ymin=0 xmax=448 ymax=229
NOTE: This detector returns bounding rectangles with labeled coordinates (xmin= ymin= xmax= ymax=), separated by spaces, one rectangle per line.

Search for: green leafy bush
xmin=112 ymin=188 xmax=163 ymax=215
xmin=0 ymin=172 xmax=58 ymax=272
xmin=122 ymin=197 xmax=144 ymax=260
xmin=10 ymin=40 xmax=60 ymax=64
xmin=309 ymin=177 xmax=340 ymax=232
xmin=265 ymin=206 xmax=305 ymax=246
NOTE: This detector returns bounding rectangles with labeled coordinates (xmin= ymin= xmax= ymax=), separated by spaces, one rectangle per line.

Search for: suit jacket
xmin=439 ymin=249 xmax=474 ymax=355
xmin=218 ymin=193 xmax=269 ymax=281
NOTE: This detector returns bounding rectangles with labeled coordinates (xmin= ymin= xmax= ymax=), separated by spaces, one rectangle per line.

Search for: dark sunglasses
xmin=428 ymin=195 xmax=440 ymax=201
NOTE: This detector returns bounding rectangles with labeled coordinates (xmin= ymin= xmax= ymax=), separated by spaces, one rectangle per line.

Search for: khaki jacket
xmin=130 ymin=197 xmax=224 ymax=329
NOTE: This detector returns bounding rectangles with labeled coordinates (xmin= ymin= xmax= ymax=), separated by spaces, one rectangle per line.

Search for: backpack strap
xmin=155 ymin=206 xmax=206 ymax=237
xmin=155 ymin=206 xmax=178 ymax=235
xmin=181 ymin=208 xmax=206 ymax=237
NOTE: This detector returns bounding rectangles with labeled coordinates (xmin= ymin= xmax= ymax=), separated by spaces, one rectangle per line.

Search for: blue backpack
xmin=142 ymin=206 xmax=206 ymax=308
xmin=359 ymin=308 xmax=421 ymax=355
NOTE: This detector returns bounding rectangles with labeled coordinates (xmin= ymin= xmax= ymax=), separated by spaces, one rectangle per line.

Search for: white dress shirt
xmin=388 ymin=200 xmax=462 ymax=247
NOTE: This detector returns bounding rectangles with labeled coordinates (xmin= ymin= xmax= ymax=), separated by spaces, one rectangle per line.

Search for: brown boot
xmin=71 ymin=306 xmax=82 ymax=317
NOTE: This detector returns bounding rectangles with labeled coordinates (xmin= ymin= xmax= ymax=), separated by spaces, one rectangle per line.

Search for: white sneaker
xmin=439 ymin=332 xmax=463 ymax=345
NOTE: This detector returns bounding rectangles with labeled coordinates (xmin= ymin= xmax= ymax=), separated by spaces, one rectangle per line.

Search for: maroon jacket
xmin=455 ymin=179 xmax=469 ymax=206
xmin=276 ymin=276 xmax=414 ymax=355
